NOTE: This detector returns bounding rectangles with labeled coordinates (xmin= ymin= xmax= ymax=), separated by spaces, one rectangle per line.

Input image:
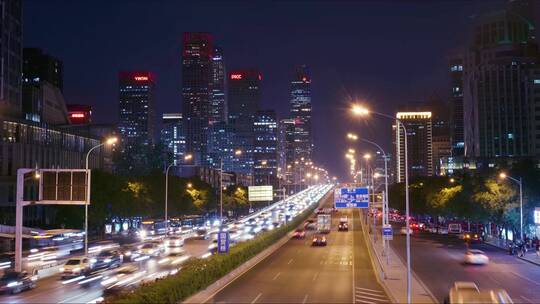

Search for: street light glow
xmin=105 ymin=137 xmax=118 ymax=145
xmin=499 ymin=173 xmax=507 ymax=179
xmin=351 ymin=105 xmax=370 ymax=116
xmin=450 ymin=178 xmax=455 ymax=183
xmin=347 ymin=133 xmax=358 ymax=140
xmin=184 ymin=154 xmax=193 ymax=161
xmin=187 ymin=183 xmax=193 ymax=188
xmin=348 ymin=148 xmax=355 ymax=154
xmin=363 ymin=153 xmax=371 ymax=159
xmin=234 ymin=149 xmax=242 ymax=156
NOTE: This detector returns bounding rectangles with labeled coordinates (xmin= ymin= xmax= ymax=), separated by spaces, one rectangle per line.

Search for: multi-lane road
xmin=207 ymin=198 xmax=390 ymax=304
xmin=391 ymin=229 xmax=540 ymax=303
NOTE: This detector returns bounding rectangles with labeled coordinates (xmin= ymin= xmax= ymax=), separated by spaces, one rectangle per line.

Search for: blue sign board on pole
xmin=382 ymin=224 xmax=393 ymax=240
xmin=217 ymin=231 xmax=230 ymax=254
xmin=334 ymin=187 xmax=369 ymax=209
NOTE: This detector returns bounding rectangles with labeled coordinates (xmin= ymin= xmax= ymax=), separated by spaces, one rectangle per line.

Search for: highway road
xmin=208 ymin=199 xmax=390 ymax=304
xmin=391 ymin=229 xmax=540 ymax=303
xmin=0 ymin=185 xmax=332 ymax=303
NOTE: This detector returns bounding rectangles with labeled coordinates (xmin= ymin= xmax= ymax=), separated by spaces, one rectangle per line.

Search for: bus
xmin=139 ymin=219 xmax=167 ymax=238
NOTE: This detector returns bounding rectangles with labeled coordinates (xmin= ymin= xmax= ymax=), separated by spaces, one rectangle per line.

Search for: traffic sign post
xmin=217 ymin=230 xmax=230 ymax=254
xmin=334 ymin=187 xmax=369 ymax=209
xmin=382 ymin=224 xmax=393 ymax=241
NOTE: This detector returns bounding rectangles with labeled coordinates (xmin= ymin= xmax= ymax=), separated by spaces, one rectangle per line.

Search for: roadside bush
xmin=109 ymin=197 xmax=325 ymax=303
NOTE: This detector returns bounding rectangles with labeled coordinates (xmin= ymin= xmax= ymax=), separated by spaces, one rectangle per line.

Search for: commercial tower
xmin=227 ymin=69 xmax=261 ymax=174
xmin=394 ymin=112 xmax=433 ymax=182
xmin=456 ymin=0 xmax=540 ymax=159
xmin=211 ymin=46 xmax=226 ymax=124
xmin=161 ymin=113 xmax=186 ymax=165
xmin=0 ymin=0 xmax=22 ymax=118
xmin=290 ymin=65 xmax=313 ymax=162
xmin=278 ymin=118 xmax=296 ymax=184
xmin=253 ymin=110 xmax=278 ymax=186
xmin=182 ymin=32 xmax=214 ymax=165
xmin=23 ymin=48 xmax=63 ymax=92
xmin=118 ymin=71 xmax=156 ymax=151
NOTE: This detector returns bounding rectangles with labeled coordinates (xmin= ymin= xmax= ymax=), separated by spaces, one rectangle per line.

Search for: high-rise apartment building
xmin=161 ymin=113 xmax=186 ymax=165
xmin=253 ymin=110 xmax=278 ymax=186
xmin=182 ymin=32 xmax=213 ymax=164
xmin=211 ymin=46 xmax=226 ymax=124
xmin=227 ymin=69 xmax=261 ymax=174
xmin=394 ymin=112 xmax=433 ymax=182
xmin=290 ymin=65 xmax=313 ymax=162
xmin=23 ymin=48 xmax=63 ymax=92
xmin=118 ymin=71 xmax=155 ymax=151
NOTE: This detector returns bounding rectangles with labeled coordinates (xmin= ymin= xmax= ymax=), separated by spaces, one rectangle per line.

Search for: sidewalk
xmin=360 ymin=216 xmax=435 ymax=304
xmin=485 ymin=236 xmax=540 ymax=266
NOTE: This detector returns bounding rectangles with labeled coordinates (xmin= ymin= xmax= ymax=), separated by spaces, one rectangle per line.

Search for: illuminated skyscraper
xmin=290 ymin=65 xmax=312 ymax=161
xmin=0 ymin=0 xmax=22 ymax=118
xmin=182 ymin=32 xmax=213 ymax=164
xmin=161 ymin=113 xmax=186 ymax=165
xmin=253 ymin=110 xmax=278 ymax=186
xmin=211 ymin=46 xmax=226 ymax=124
xmin=118 ymin=71 xmax=156 ymax=150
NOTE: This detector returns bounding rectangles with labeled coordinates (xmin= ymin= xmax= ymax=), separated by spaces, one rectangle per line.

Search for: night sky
xmin=23 ymin=0 xmax=509 ymax=179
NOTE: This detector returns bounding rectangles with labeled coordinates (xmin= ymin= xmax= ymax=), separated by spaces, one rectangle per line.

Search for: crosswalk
xmin=354 ymin=286 xmax=390 ymax=304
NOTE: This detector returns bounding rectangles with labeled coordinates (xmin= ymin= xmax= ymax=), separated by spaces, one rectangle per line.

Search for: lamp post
xmin=499 ymin=173 xmax=524 ymax=241
xmin=348 ymin=134 xmax=390 ymax=255
xmin=351 ymin=105 xmax=411 ymax=304
xmin=84 ymin=136 xmax=117 ymax=256
xmin=165 ymin=154 xmax=193 ymax=233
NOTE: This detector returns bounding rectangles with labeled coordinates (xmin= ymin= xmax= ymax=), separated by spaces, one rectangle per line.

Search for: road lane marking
xmin=520 ymin=295 xmax=533 ymax=303
xmin=352 ymin=209 xmax=356 ymax=303
xmin=312 ymin=272 xmax=319 ymax=281
xmin=510 ymin=271 xmax=540 ymax=286
xmin=355 ymin=291 xmax=388 ymax=299
xmin=355 ymin=287 xmax=384 ymax=293
xmin=302 ymin=294 xmax=309 ymax=304
xmin=287 ymin=258 xmax=293 ymax=265
xmin=251 ymin=293 xmax=262 ymax=303
xmin=356 ymin=294 xmax=386 ymax=302
xmin=355 ymin=300 xmax=376 ymax=304
xmin=272 ymin=272 xmax=281 ymax=280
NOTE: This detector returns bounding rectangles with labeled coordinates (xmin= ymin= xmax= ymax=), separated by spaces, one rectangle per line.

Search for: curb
xmin=485 ymin=241 xmax=540 ymax=267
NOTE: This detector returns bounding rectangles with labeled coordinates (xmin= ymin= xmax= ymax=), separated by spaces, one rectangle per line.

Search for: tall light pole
xmin=84 ymin=136 xmax=117 ymax=256
xmin=349 ymin=134 xmax=389 ymax=253
xmin=351 ymin=104 xmax=411 ymax=304
xmin=165 ymin=154 xmax=193 ymax=232
xmin=499 ymin=173 xmax=524 ymax=241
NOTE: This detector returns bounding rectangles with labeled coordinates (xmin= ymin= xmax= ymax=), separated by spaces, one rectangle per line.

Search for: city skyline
xmin=22 ymin=0 xmax=512 ymax=179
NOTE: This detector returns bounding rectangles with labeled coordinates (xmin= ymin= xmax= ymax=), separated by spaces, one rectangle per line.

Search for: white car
xmin=138 ymin=243 xmax=163 ymax=257
xmin=464 ymin=250 xmax=489 ymax=265
xmin=400 ymin=227 xmax=413 ymax=235
xmin=60 ymin=257 xmax=93 ymax=278
xmin=165 ymin=236 xmax=184 ymax=247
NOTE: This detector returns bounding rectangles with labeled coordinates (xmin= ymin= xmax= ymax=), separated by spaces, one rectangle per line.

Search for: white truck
xmin=317 ymin=214 xmax=331 ymax=234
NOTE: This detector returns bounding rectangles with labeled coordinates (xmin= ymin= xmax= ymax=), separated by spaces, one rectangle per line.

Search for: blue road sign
xmin=334 ymin=187 xmax=369 ymax=209
xmin=382 ymin=224 xmax=393 ymax=240
xmin=217 ymin=231 xmax=230 ymax=254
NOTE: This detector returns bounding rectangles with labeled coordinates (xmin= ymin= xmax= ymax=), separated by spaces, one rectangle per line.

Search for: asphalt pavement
xmin=390 ymin=228 xmax=540 ymax=303
xmin=208 ymin=200 xmax=389 ymax=304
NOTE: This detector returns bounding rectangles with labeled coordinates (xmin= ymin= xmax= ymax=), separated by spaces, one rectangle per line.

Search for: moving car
xmin=446 ymin=281 xmax=512 ymax=304
xmin=462 ymin=232 xmax=482 ymax=243
xmin=312 ymin=235 xmax=327 ymax=246
xmin=60 ymin=257 xmax=93 ymax=278
xmin=94 ymin=250 xmax=123 ymax=269
xmin=0 ymin=271 xmax=36 ymax=294
xmin=165 ymin=236 xmax=184 ymax=247
xmin=400 ymin=226 xmax=413 ymax=235
xmin=338 ymin=217 xmax=349 ymax=231
xmin=138 ymin=243 xmax=163 ymax=257
xmin=292 ymin=229 xmax=306 ymax=239
xmin=463 ymin=249 xmax=489 ymax=265
xmin=121 ymin=245 xmax=141 ymax=262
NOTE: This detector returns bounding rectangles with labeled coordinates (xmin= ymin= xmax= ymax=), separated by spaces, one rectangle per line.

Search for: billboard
xmin=248 ymin=185 xmax=273 ymax=202
xmin=535 ymin=207 xmax=540 ymax=225
xmin=334 ymin=187 xmax=369 ymax=208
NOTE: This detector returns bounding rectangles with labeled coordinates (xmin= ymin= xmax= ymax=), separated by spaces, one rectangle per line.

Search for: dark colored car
xmin=95 ymin=250 xmax=123 ymax=269
xmin=311 ymin=235 xmax=327 ymax=246
xmin=0 ymin=271 xmax=36 ymax=294
xmin=338 ymin=222 xmax=349 ymax=231
xmin=292 ymin=229 xmax=306 ymax=239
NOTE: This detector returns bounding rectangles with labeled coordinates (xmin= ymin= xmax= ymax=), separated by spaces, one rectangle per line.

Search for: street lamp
xmin=187 ymin=182 xmax=193 ymax=188
xmin=499 ymin=172 xmax=523 ymax=241
xmin=351 ymin=104 xmax=412 ymax=304
xmin=449 ymin=178 xmax=455 ymax=183
xmin=84 ymin=136 xmax=117 ymax=255
xmin=165 ymin=154 xmax=196 ymax=233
